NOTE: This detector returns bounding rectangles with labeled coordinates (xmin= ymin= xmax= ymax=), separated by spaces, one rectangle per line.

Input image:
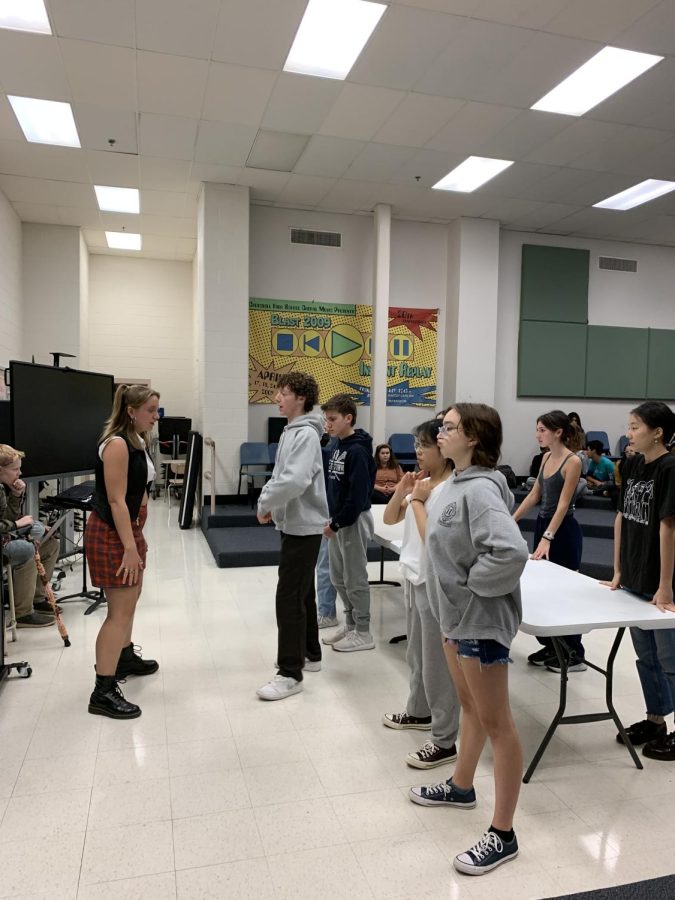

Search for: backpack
xmin=497 ymin=464 xmax=517 ymax=489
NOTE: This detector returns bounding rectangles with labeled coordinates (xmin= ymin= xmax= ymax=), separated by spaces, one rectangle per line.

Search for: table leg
xmin=368 ymin=546 xmax=401 ymax=587
xmin=523 ymin=637 xmax=569 ymax=783
xmin=605 ymin=628 xmax=643 ymax=771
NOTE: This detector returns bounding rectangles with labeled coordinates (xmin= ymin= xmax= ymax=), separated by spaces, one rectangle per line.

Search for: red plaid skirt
xmin=84 ymin=506 xmax=148 ymax=589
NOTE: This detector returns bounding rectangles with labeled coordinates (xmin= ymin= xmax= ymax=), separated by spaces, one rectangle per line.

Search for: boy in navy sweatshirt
xmin=320 ymin=394 xmax=377 ymax=652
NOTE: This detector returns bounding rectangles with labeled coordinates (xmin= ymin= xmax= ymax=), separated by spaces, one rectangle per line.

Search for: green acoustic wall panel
xmin=647 ymin=329 xmax=675 ymax=399
xmin=585 ymin=326 xmax=648 ymax=399
xmin=520 ymin=244 xmax=590 ymax=323
xmin=518 ymin=321 xmax=587 ymax=397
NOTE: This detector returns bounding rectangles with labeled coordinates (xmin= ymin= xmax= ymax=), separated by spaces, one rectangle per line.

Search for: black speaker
xmin=267 ymin=417 xmax=287 ymax=444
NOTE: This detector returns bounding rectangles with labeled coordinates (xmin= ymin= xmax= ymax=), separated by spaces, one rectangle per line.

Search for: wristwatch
xmin=542 ymin=530 xmax=555 ymax=541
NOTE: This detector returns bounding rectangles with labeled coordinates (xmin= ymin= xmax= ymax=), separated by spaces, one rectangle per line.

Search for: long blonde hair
xmin=99 ymin=384 xmax=160 ymax=450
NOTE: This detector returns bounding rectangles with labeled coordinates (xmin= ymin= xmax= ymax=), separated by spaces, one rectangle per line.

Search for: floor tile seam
xmin=262 ymin=840 xmax=377 ymax=896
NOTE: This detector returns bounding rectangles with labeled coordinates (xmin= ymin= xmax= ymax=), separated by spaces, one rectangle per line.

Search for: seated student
xmin=0 ymin=444 xmax=59 ymax=627
xmin=585 ymin=440 xmax=614 ymax=489
xmin=371 ymin=443 xmax=404 ymax=504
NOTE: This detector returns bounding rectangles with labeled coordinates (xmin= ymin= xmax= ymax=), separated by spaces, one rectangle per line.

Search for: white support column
xmin=371 ymin=203 xmax=391 ymax=445
xmin=443 ymin=218 xmax=500 ymax=406
xmin=196 ymin=183 xmax=250 ymax=497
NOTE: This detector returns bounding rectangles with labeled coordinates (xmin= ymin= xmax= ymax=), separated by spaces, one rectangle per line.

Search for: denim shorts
xmin=447 ymin=638 xmax=512 ymax=666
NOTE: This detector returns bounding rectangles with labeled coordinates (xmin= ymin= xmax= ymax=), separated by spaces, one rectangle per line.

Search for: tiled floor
xmin=1 ymin=502 xmax=675 ymax=899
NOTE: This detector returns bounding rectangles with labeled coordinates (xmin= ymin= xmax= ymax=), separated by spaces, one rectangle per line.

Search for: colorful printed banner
xmin=249 ymin=299 xmax=437 ymax=407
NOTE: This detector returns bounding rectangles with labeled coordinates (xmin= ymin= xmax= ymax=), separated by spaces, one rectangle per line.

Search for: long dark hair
xmin=375 ymin=443 xmax=399 ymax=469
xmin=413 ymin=419 xmax=453 ymax=472
xmin=631 ymin=401 xmax=675 ymax=449
xmin=538 ymin=410 xmax=573 ymax=447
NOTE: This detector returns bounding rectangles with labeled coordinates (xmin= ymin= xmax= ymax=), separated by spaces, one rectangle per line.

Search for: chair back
xmin=617 ymin=435 xmax=629 ymax=456
xmin=240 ymin=442 xmax=272 ymax=466
xmin=585 ymin=430 xmax=610 ymax=454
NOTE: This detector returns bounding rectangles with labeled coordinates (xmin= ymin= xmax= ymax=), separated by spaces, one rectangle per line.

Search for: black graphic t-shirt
xmin=619 ymin=453 xmax=675 ymax=595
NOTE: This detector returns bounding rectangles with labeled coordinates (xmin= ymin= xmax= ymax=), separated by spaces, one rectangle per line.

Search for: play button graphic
xmin=328 ymin=324 xmax=364 ymax=367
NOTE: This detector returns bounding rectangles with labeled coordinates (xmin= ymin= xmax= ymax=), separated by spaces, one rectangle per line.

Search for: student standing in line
xmin=85 ymin=385 xmax=160 ymax=720
xmin=409 ymin=404 xmax=529 ymax=876
xmin=602 ymin=401 xmax=675 ymax=761
xmin=316 ymin=430 xmax=338 ymax=628
xmin=320 ymin=394 xmax=377 ymax=653
xmin=382 ymin=419 xmax=460 ymax=770
xmin=371 ymin=443 xmax=404 ymax=504
xmin=513 ymin=411 xmax=586 ymax=672
xmin=256 ymin=372 xmax=328 ymax=701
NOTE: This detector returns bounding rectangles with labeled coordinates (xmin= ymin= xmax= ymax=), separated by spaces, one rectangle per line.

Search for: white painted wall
xmin=22 ymin=223 xmax=82 ymax=367
xmin=0 ymin=190 xmax=21 ymax=383
xmin=496 ymin=229 xmax=675 ymax=473
xmin=248 ymin=206 xmax=448 ymax=442
xmin=88 ymin=255 xmax=194 ymax=417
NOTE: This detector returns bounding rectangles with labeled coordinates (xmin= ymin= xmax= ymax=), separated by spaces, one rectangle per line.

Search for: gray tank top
xmin=537 ymin=453 xmax=575 ymax=518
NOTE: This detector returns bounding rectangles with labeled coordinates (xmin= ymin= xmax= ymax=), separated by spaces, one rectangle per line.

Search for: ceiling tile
xmin=479 ymin=161 xmax=559 ymax=196
xmin=471 ymin=0 xmax=570 ymax=28
xmin=203 ymin=64 xmax=278 ymax=126
xmin=0 ymin=32 xmax=71 ymax=100
xmin=140 ymin=157 xmax=191 ymax=192
xmin=136 ymin=0 xmax=221 ymax=59
xmin=194 ymin=121 xmax=258 ymax=165
xmin=294 ymin=136 xmax=366 ymax=178
xmin=319 ymin=179 xmax=381 ymax=214
xmin=479 ymin=109 xmax=570 ymax=160
xmin=319 ymin=84 xmax=406 ymax=141
xmin=0 ymin=174 xmax=96 ymax=207
xmin=175 ymin=237 xmax=197 ymax=259
xmin=614 ymin=1 xmax=675 ymax=54
xmin=587 ymin=56 xmax=675 ymax=128
xmin=514 ymin=166 xmax=603 ymax=203
xmin=426 ymin=101 xmax=521 ymax=154
xmin=389 ymin=148 xmax=465 ymax=187
xmin=187 ymin=162 xmax=241 ymax=189
xmin=508 ymin=201 xmax=585 ymax=230
xmin=524 ymin=120 xmax=624 ymax=166
xmin=137 ymin=52 xmax=209 ymax=118
xmin=139 ymin=214 xmax=197 ymax=237
xmin=570 ymin=124 xmax=672 ymax=174
xmin=246 ymin=131 xmax=309 ymax=172
xmin=11 ymin=201 xmax=63 ymax=225
xmin=481 ymin=197 xmax=545 ymax=223
xmin=238 ymin=168 xmax=291 ymax=201
xmin=276 ymin=174 xmax=336 ymax=206
xmin=545 ymin=0 xmax=660 ymax=42
xmin=373 ymin=93 xmax=465 ymax=148
xmin=413 ymin=18 xmax=532 ymax=101
xmin=0 ymin=96 xmax=23 ymax=142
xmin=57 ymin=206 xmax=105 ymax=228
xmin=261 ymin=73 xmax=342 ymax=135
xmin=349 ymin=5 xmax=458 ymax=91
xmin=49 ymin=0 xmax=135 ymax=47
xmin=0 ymin=140 xmax=88 ymax=183
xmin=83 ymin=228 xmax=108 ymax=248
xmin=390 ymin=1 xmax=481 ymax=15
xmin=139 ymin=114 xmax=199 ymax=161
xmin=344 ymin=143 xmax=416 ymax=182
xmin=84 ymin=149 xmax=140 ymax=188
xmin=75 ymin=105 xmax=138 ymax=154
xmin=212 ymin=0 xmax=307 ymax=69
xmin=60 ymin=38 xmax=137 ymax=109
xmin=140 ymin=189 xmax=189 ymax=218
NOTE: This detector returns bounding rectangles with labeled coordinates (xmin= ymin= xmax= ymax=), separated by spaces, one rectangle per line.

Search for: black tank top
xmin=537 ymin=453 xmax=575 ymax=518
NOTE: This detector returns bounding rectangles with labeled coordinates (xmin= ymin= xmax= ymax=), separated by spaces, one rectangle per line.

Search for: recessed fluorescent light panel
xmin=105 ymin=231 xmax=142 ymax=251
xmin=0 ymin=0 xmax=51 ymax=34
xmin=8 ymin=96 xmax=80 ymax=147
xmin=531 ymin=46 xmax=663 ymax=117
xmin=432 ymin=156 xmax=514 ymax=193
xmin=594 ymin=179 xmax=675 ymax=211
xmin=95 ymin=185 xmax=140 ymax=214
xmin=284 ymin=0 xmax=387 ymax=80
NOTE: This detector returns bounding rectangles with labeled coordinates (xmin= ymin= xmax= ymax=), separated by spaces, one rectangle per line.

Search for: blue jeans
xmin=449 ymin=638 xmax=512 ymax=666
xmin=316 ymin=536 xmax=337 ymax=618
xmin=2 ymin=522 xmax=45 ymax=566
xmin=630 ymin=626 xmax=675 ymax=718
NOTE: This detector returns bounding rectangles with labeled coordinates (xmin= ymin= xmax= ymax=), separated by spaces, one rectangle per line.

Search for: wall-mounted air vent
xmin=599 ymin=256 xmax=637 ymax=273
xmin=290 ymin=228 xmax=342 ymax=248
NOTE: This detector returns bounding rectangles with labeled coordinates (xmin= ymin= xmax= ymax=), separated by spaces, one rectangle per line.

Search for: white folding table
xmin=520 ymin=560 xmax=675 ymax=780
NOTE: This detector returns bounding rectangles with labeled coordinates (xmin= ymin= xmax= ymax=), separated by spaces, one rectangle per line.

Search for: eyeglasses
xmin=277 ymin=389 xmax=294 ymax=397
xmin=414 ymin=441 xmax=434 ymax=450
xmin=439 ymin=423 xmax=461 ymax=436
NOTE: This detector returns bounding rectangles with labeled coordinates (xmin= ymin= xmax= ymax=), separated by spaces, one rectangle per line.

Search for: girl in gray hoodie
xmin=409 ymin=404 xmax=529 ymax=877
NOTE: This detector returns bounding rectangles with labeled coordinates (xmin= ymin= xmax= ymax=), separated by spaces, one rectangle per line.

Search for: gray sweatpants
xmin=328 ymin=510 xmax=373 ymax=632
xmin=405 ymin=579 xmax=460 ymax=750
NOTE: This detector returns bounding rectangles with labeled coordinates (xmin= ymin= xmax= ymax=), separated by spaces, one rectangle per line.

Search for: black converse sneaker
xmin=406 ymin=741 xmax=458 ymax=769
xmin=382 ymin=712 xmax=432 ymax=730
xmin=454 ymin=830 xmax=518 ymax=875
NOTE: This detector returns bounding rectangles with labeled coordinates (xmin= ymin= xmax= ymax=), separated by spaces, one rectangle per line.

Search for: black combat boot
xmin=115 ymin=643 xmax=159 ymax=678
xmin=88 ymin=674 xmax=142 ymax=719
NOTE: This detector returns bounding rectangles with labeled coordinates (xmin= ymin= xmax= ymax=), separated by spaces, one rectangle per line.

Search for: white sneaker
xmin=317 ymin=615 xmax=338 ymax=629
xmin=256 ymin=675 xmax=303 ymax=701
xmin=322 ymin=624 xmax=353 ymax=646
xmin=332 ymin=630 xmax=375 ymax=653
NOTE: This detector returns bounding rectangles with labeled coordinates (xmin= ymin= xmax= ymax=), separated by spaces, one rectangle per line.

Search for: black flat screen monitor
xmin=9 ymin=361 xmax=115 ymax=479
xmin=158 ymin=416 xmax=192 ymax=443
xmin=0 ymin=401 xmax=10 ymax=444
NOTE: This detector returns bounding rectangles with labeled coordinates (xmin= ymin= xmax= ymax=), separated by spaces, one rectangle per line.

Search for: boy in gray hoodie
xmin=409 ymin=404 xmax=529 ymax=878
xmin=256 ymin=372 xmax=329 ymax=701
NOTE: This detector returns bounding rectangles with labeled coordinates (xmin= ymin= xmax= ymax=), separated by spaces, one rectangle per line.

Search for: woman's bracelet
xmin=411 ymin=497 xmax=425 ymax=505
